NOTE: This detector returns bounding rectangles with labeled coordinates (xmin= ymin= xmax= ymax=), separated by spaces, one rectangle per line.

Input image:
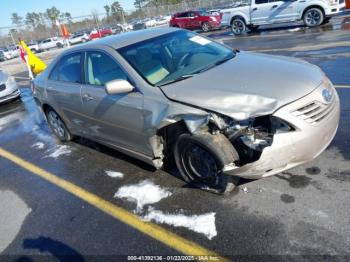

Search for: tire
xmin=45 ymin=108 xmax=72 ymax=142
xmin=303 ymin=8 xmax=324 ymax=27
xmin=231 ymin=17 xmax=246 ymax=35
xmin=201 ymin=22 xmax=210 ymax=32
xmin=174 ymin=132 xmax=240 ymax=194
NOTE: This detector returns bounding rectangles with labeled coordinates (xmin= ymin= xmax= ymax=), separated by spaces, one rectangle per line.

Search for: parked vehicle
xmin=170 ymin=10 xmax=222 ymax=32
xmin=110 ymin=25 xmax=123 ymax=35
xmin=0 ymin=51 xmax=5 ymax=62
xmin=27 ymin=42 xmax=40 ymax=53
xmin=89 ymin=28 xmax=113 ymax=40
xmin=69 ymin=33 xmax=89 ymax=45
xmin=33 ymin=28 xmax=339 ymax=194
xmin=145 ymin=18 xmax=157 ymax=27
xmin=0 ymin=48 xmax=16 ymax=60
xmin=221 ymin=0 xmax=346 ymax=34
xmin=39 ymin=37 xmax=65 ymax=51
xmin=0 ymin=70 xmax=20 ymax=104
xmin=118 ymin=23 xmax=133 ymax=32
xmin=132 ymin=21 xmax=147 ymax=30
xmin=156 ymin=16 xmax=172 ymax=26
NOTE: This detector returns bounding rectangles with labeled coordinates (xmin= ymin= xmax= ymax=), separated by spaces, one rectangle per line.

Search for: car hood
xmin=161 ymin=52 xmax=324 ymax=120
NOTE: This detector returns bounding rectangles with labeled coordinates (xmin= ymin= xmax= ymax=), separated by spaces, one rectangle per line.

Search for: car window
xmin=177 ymin=12 xmax=188 ymax=18
xmin=118 ymin=31 xmax=235 ymax=86
xmin=85 ymin=51 xmax=127 ymax=86
xmin=49 ymin=63 xmax=60 ymax=81
xmin=255 ymin=0 xmax=269 ymax=4
xmin=49 ymin=53 xmax=82 ymax=83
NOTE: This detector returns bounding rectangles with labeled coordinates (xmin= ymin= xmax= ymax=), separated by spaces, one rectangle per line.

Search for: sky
xmin=0 ymin=0 xmax=135 ymax=29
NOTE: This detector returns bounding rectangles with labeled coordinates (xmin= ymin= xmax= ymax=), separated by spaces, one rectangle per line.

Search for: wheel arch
xmin=301 ymin=5 xmax=326 ymax=20
xmin=230 ymin=14 xmax=248 ymax=25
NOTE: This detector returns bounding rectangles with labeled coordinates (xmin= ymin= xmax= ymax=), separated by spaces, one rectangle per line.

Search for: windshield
xmin=118 ymin=31 xmax=235 ymax=86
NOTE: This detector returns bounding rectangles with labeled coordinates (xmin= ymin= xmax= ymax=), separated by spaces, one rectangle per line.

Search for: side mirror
xmin=105 ymin=79 xmax=134 ymax=95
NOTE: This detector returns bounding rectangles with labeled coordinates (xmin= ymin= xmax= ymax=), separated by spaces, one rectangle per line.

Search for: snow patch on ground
xmin=114 ymin=180 xmax=172 ymax=212
xmin=45 ymin=145 xmax=71 ymax=159
xmin=144 ymin=208 xmax=217 ymax=240
xmin=105 ymin=170 xmax=124 ymax=179
xmin=31 ymin=142 xmax=45 ymax=149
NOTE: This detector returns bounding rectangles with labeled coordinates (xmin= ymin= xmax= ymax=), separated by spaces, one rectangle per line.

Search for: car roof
xmin=71 ymin=27 xmax=180 ymax=50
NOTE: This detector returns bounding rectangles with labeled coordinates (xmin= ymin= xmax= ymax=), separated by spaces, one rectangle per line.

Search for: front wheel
xmin=231 ymin=18 xmax=246 ymax=35
xmin=303 ymin=8 xmax=324 ymax=27
xmin=46 ymin=108 xmax=72 ymax=142
xmin=174 ymin=133 xmax=240 ymax=194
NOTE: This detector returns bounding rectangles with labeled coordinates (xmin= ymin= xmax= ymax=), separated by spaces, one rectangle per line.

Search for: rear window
xmin=49 ymin=53 xmax=82 ymax=83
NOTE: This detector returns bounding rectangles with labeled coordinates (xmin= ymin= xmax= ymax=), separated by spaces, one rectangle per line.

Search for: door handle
xmin=82 ymin=94 xmax=94 ymax=102
xmin=252 ymin=7 xmax=258 ymax=11
xmin=272 ymin=5 xmax=278 ymax=8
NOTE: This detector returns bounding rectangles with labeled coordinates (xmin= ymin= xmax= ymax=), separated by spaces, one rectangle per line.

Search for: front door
xmin=80 ymin=50 xmax=147 ymax=155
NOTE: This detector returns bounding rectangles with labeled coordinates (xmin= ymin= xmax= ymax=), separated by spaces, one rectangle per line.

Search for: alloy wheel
xmin=305 ymin=9 xmax=322 ymax=26
xmin=48 ymin=110 xmax=65 ymax=139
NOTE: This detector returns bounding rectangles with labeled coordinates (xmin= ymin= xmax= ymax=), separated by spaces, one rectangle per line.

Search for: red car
xmin=169 ymin=10 xmax=222 ymax=32
xmin=89 ymin=28 xmax=113 ymax=40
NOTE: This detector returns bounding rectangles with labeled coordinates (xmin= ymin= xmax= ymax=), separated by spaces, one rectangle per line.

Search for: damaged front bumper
xmin=224 ymin=83 xmax=340 ymax=179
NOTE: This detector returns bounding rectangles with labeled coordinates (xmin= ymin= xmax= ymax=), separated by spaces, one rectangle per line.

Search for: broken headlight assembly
xmin=209 ymin=114 xmax=294 ymax=165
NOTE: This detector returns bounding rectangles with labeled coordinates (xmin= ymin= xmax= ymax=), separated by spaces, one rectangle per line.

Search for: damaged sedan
xmin=33 ymin=28 xmax=340 ymax=193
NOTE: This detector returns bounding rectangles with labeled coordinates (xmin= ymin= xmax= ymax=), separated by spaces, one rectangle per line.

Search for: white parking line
xmin=335 ymin=85 xmax=350 ymax=89
xmin=14 ymin=76 xmax=31 ymax=80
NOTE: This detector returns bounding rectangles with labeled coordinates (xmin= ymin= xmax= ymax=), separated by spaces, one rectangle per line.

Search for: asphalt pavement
xmin=1 ymin=14 xmax=350 ymax=262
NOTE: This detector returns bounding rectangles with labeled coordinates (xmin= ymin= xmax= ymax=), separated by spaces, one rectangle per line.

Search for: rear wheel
xmin=45 ymin=108 xmax=72 ymax=142
xmin=231 ymin=18 xmax=246 ymax=35
xmin=303 ymin=8 xmax=324 ymax=27
xmin=174 ymin=133 xmax=240 ymax=194
xmin=201 ymin=22 xmax=210 ymax=32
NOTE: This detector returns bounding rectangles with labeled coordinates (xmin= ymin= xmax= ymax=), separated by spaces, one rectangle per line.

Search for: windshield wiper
xmin=157 ymin=74 xmax=196 ymax=87
xmin=196 ymin=55 xmax=234 ymax=74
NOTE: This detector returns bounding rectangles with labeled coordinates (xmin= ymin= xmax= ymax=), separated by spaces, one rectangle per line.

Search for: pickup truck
xmin=38 ymin=37 xmax=65 ymax=52
xmin=221 ymin=0 xmax=346 ymax=34
xmin=27 ymin=42 xmax=40 ymax=53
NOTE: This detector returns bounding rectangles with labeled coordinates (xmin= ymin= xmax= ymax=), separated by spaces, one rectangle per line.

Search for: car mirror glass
xmin=105 ymin=79 xmax=134 ymax=95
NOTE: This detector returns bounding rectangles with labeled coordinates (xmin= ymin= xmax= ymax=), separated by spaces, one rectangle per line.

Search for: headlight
xmin=327 ymin=0 xmax=338 ymax=5
xmin=210 ymin=17 xmax=217 ymax=22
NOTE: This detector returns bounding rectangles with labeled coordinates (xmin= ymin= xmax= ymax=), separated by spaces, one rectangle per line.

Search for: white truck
xmin=221 ymin=0 xmax=346 ymax=34
xmin=38 ymin=37 xmax=65 ymax=52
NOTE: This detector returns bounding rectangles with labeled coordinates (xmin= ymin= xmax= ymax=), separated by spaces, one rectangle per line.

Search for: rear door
xmin=251 ymin=0 xmax=280 ymax=25
xmin=268 ymin=0 xmax=300 ymax=22
xmin=80 ymin=50 xmax=147 ymax=154
xmin=46 ymin=52 xmax=84 ymax=133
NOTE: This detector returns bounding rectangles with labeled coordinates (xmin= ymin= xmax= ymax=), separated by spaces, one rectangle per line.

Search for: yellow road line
xmin=0 ymin=147 xmax=229 ymax=261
